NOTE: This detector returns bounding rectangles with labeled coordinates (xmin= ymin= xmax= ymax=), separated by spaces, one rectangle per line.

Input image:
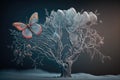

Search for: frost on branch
xmin=10 ymin=8 xmax=110 ymax=72
xmin=45 ymin=8 xmax=110 ymax=63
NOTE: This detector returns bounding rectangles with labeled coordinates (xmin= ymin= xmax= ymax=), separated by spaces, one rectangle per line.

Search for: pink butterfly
xmin=12 ymin=12 xmax=42 ymax=39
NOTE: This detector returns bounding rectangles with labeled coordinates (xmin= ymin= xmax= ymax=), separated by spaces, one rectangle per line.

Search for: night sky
xmin=0 ymin=0 xmax=120 ymax=75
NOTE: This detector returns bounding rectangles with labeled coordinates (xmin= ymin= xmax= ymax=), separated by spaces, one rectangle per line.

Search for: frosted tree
xmin=10 ymin=8 xmax=110 ymax=77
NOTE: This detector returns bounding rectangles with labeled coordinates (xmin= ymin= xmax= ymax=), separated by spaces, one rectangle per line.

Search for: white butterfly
xmin=12 ymin=12 xmax=42 ymax=39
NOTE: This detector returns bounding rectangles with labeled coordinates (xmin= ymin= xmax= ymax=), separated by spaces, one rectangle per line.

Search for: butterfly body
xmin=13 ymin=12 xmax=42 ymax=39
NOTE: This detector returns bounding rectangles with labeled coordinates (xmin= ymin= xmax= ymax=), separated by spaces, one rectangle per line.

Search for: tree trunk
xmin=60 ymin=61 xmax=73 ymax=77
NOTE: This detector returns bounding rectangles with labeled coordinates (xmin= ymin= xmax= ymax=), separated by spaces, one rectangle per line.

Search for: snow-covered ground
xmin=0 ymin=69 xmax=120 ymax=80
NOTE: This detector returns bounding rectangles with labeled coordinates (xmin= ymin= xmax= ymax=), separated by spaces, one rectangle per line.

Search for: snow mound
xmin=0 ymin=69 xmax=120 ymax=80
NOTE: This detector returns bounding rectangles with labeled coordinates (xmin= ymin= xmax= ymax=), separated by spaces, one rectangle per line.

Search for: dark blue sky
xmin=0 ymin=0 xmax=120 ymax=75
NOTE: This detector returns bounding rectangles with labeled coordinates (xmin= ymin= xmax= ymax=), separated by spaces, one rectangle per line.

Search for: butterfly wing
xmin=13 ymin=22 xmax=27 ymax=31
xmin=29 ymin=12 xmax=38 ymax=24
xmin=30 ymin=23 xmax=42 ymax=35
xmin=22 ymin=28 xmax=32 ymax=39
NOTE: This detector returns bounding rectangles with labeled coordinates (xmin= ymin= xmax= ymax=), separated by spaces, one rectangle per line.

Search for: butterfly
xmin=12 ymin=12 xmax=42 ymax=39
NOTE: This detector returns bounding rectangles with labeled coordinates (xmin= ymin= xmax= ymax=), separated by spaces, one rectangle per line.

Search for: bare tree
xmin=10 ymin=8 xmax=110 ymax=77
